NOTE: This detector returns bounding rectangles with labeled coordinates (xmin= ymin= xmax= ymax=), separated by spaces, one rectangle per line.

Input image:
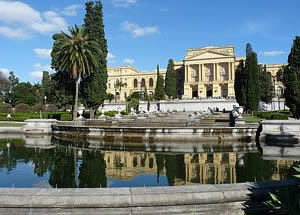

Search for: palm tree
xmin=51 ymin=25 xmax=101 ymax=119
xmin=115 ymin=79 xmax=127 ymax=102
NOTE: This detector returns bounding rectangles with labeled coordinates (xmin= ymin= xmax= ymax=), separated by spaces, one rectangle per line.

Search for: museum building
xmin=107 ymin=46 xmax=284 ymax=102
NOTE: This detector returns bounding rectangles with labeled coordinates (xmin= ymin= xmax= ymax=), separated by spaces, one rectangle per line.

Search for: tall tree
xmin=0 ymin=71 xmax=9 ymax=102
xmin=165 ymin=59 xmax=177 ymax=99
xmin=14 ymin=82 xmax=37 ymax=106
xmin=246 ymin=43 xmax=253 ymax=57
xmin=234 ymin=60 xmax=247 ymax=107
xmin=81 ymin=0 xmax=108 ymax=119
xmin=283 ymin=36 xmax=300 ymax=118
xmin=259 ymin=64 xmax=274 ymax=104
xmin=2 ymin=72 xmax=19 ymax=105
xmin=276 ymin=66 xmax=285 ymax=83
xmin=245 ymin=51 xmax=260 ymax=111
xmin=154 ymin=65 xmax=165 ymax=101
xmin=51 ymin=25 xmax=101 ymax=120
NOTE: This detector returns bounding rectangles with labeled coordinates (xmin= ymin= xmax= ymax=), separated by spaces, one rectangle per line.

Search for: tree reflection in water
xmin=0 ymin=138 xmax=298 ymax=188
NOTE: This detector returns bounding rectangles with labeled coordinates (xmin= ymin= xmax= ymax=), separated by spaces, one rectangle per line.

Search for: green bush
xmin=254 ymin=111 xmax=289 ymax=120
xmin=279 ymin=110 xmax=290 ymax=115
xmin=46 ymin=113 xmax=62 ymax=120
xmin=0 ymin=112 xmax=40 ymax=121
xmin=31 ymin=104 xmax=44 ymax=113
xmin=15 ymin=104 xmax=30 ymax=113
xmin=0 ymin=103 xmax=12 ymax=113
xmin=61 ymin=113 xmax=72 ymax=121
xmin=270 ymin=113 xmax=289 ymax=120
xmin=104 ymin=111 xmax=118 ymax=117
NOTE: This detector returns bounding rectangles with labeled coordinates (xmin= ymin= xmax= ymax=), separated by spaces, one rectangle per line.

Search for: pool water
xmin=0 ymin=137 xmax=297 ymax=188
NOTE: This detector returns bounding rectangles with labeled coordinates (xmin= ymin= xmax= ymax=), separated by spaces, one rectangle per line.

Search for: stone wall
xmin=103 ymin=99 xmax=238 ymax=112
xmin=0 ymin=181 xmax=297 ymax=215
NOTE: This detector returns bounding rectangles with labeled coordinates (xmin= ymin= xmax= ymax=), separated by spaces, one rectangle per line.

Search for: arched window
xmin=141 ymin=78 xmax=146 ymax=87
xmin=149 ymin=78 xmax=154 ymax=87
xmin=134 ymin=79 xmax=138 ymax=88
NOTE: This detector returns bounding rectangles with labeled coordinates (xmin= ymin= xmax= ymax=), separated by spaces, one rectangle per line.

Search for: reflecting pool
xmin=0 ymin=137 xmax=298 ymax=188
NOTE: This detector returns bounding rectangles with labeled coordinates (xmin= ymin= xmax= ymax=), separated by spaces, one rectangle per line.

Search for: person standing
xmin=7 ymin=113 xmax=11 ymax=123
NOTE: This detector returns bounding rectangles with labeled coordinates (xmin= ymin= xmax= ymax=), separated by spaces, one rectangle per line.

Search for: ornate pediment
xmin=185 ymin=50 xmax=233 ymax=61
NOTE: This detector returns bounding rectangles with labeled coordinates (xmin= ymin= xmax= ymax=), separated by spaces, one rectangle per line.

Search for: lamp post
xmin=272 ymin=76 xmax=276 ymax=112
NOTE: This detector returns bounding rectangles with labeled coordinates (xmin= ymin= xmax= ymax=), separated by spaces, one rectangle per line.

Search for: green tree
xmin=51 ymin=25 xmax=101 ymax=120
xmin=14 ymin=82 xmax=37 ymax=106
xmin=2 ymin=71 xmax=19 ymax=105
xmin=0 ymin=71 xmax=9 ymax=102
xmin=259 ymin=64 xmax=274 ymax=104
xmin=276 ymin=66 xmax=285 ymax=83
xmin=234 ymin=60 xmax=247 ymax=107
xmin=283 ymin=36 xmax=300 ymax=118
xmin=154 ymin=65 xmax=165 ymax=101
xmin=165 ymin=59 xmax=177 ymax=99
xmin=245 ymin=51 xmax=260 ymax=112
xmin=81 ymin=1 xmax=108 ymax=119
xmin=246 ymin=43 xmax=253 ymax=56
xmin=106 ymin=92 xmax=114 ymax=102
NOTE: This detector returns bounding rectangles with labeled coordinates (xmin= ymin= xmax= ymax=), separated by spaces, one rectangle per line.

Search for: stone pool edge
xmin=0 ymin=181 xmax=297 ymax=214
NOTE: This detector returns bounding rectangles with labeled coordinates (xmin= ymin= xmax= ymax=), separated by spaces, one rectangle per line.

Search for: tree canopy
xmin=51 ymin=25 xmax=101 ymax=119
xmin=165 ymin=59 xmax=177 ymax=99
xmin=283 ymin=36 xmax=300 ymax=118
xmin=259 ymin=64 xmax=274 ymax=104
xmin=154 ymin=65 xmax=165 ymax=101
xmin=81 ymin=0 xmax=108 ymax=118
xmin=245 ymin=51 xmax=260 ymax=111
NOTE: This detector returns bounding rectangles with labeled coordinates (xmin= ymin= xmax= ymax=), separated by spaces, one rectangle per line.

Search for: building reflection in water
xmin=0 ymin=138 xmax=298 ymax=188
xmin=103 ymin=151 xmax=296 ymax=186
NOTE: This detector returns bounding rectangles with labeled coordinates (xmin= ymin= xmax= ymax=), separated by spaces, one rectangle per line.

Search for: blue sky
xmin=0 ymin=0 xmax=299 ymax=83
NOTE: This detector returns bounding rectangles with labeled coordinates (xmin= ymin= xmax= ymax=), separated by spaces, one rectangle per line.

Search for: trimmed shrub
xmin=104 ymin=111 xmax=118 ymax=117
xmin=31 ymin=104 xmax=44 ymax=113
xmin=61 ymin=113 xmax=72 ymax=121
xmin=270 ymin=113 xmax=289 ymax=120
xmin=0 ymin=112 xmax=40 ymax=121
xmin=46 ymin=113 xmax=62 ymax=120
xmin=45 ymin=104 xmax=57 ymax=112
xmin=15 ymin=104 xmax=30 ymax=113
xmin=0 ymin=103 xmax=12 ymax=113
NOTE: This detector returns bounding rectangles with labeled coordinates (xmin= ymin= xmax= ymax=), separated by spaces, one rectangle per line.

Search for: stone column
xmin=216 ymin=63 xmax=219 ymax=81
xmin=198 ymin=64 xmax=201 ymax=82
xmin=227 ymin=62 xmax=231 ymax=80
xmin=231 ymin=62 xmax=235 ymax=81
xmin=201 ymin=64 xmax=205 ymax=82
xmin=185 ymin=65 xmax=189 ymax=83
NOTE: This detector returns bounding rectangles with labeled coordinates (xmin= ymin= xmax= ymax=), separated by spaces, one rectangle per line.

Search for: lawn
xmin=0 ymin=122 xmax=25 ymax=127
xmin=242 ymin=114 xmax=265 ymax=123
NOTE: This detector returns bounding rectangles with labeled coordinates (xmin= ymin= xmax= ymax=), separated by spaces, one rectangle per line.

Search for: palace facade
xmin=107 ymin=46 xmax=284 ymax=102
xmin=107 ymin=66 xmax=166 ymax=102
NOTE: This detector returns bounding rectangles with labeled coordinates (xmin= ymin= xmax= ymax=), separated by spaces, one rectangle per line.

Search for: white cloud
xmin=262 ymin=51 xmax=285 ymax=57
xmin=61 ymin=4 xmax=82 ymax=16
xmin=107 ymin=52 xmax=116 ymax=65
xmin=30 ymin=71 xmax=43 ymax=79
xmin=33 ymin=48 xmax=52 ymax=59
xmin=0 ymin=0 xmax=68 ymax=39
xmin=107 ymin=52 xmax=115 ymax=60
xmin=0 ymin=68 xmax=10 ymax=77
xmin=123 ymin=58 xmax=135 ymax=65
xmin=30 ymin=63 xmax=52 ymax=80
xmin=31 ymin=11 xmax=67 ymax=34
xmin=0 ymin=26 xmax=31 ymax=39
xmin=112 ymin=0 xmax=136 ymax=8
xmin=121 ymin=21 xmax=159 ymax=37
xmin=0 ymin=0 xmax=41 ymax=25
